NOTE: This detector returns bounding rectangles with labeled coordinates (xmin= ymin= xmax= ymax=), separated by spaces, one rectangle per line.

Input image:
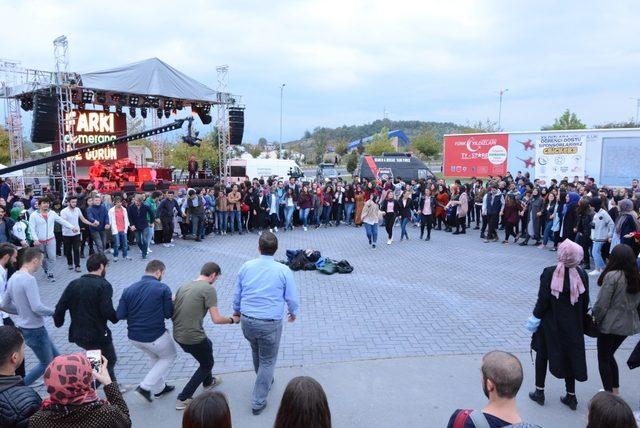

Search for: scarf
xmin=562 ymin=192 xmax=580 ymax=216
xmin=615 ymin=199 xmax=635 ymax=234
xmin=42 ymin=353 xmax=101 ymax=408
xmin=551 ymin=239 xmax=585 ymax=305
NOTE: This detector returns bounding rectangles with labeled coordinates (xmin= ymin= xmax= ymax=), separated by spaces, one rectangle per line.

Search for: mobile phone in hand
xmin=86 ymin=350 xmax=102 ymax=373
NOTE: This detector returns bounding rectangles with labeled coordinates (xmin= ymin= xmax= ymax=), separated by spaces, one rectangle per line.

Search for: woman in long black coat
xmin=528 ymin=239 xmax=590 ymax=411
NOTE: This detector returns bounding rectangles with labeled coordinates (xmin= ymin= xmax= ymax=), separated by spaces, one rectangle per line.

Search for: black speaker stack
xmin=229 ymin=107 xmax=244 ymax=145
xmin=31 ymin=93 xmax=59 ymax=145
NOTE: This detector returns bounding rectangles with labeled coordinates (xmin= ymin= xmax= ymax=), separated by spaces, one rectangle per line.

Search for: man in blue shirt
xmin=117 ymin=260 xmax=176 ymax=403
xmin=233 ymin=232 xmax=299 ymax=415
xmin=127 ymin=194 xmax=153 ymax=259
xmin=86 ymin=195 xmax=110 ymax=254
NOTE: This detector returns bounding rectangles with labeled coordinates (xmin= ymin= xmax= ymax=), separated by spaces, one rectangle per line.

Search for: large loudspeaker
xmin=122 ymin=182 xmax=137 ymax=193
xmin=31 ymin=93 xmax=59 ymax=144
xmin=157 ymin=180 xmax=170 ymax=190
xmin=188 ymin=178 xmax=216 ymax=188
xmin=141 ymin=181 xmax=157 ymax=192
xmin=228 ymin=107 xmax=244 ymax=145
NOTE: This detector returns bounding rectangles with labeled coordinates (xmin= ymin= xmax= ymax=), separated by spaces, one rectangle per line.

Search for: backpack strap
xmin=469 ymin=410 xmax=492 ymax=428
xmin=452 ymin=409 xmax=472 ymax=428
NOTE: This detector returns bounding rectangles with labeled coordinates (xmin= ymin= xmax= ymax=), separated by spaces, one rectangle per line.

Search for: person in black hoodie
xmin=381 ymin=191 xmax=400 ymax=245
xmin=0 ymin=325 xmax=42 ymax=428
xmin=53 ymin=253 xmax=119 ymax=382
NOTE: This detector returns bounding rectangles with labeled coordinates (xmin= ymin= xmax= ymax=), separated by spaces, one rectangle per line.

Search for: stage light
xmin=140 ymin=107 xmax=147 ymax=118
xmin=96 ymin=92 xmax=107 ymax=104
xmin=164 ymin=99 xmax=175 ymax=109
xmin=116 ymin=105 xmax=122 ymax=115
xmin=192 ymin=105 xmax=212 ymax=125
xmin=150 ymin=98 xmax=160 ymax=109
xmin=82 ymin=90 xmax=94 ymax=104
xmin=102 ymin=104 xmax=110 ymax=112
xmin=176 ymin=100 xmax=184 ymax=110
xmin=20 ymin=96 xmax=33 ymax=111
xmin=202 ymin=104 xmax=211 ymax=113
xmin=143 ymin=97 xmax=151 ymax=107
xmin=164 ymin=109 xmax=171 ymax=119
xmin=156 ymin=108 xmax=163 ymax=119
xmin=129 ymin=95 xmax=139 ymax=107
xmin=71 ymin=90 xmax=79 ymax=103
xmin=129 ymin=107 xmax=136 ymax=118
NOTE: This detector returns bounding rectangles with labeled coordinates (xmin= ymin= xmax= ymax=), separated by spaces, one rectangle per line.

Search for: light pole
xmin=498 ymin=88 xmax=509 ymax=129
xmin=280 ymin=83 xmax=286 ymax=156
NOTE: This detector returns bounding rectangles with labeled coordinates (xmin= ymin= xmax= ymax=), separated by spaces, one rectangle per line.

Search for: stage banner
xmin=56 ymin=110 xmax=128 ymax=167
xmin=443 ymin=133 xmax=508 ymax=177
xmin=535 ymin=133 xmax=586 ymax=183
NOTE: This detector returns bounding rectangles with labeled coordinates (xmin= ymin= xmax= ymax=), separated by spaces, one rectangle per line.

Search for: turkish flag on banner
xmin=443 ymin=133 xmax=509 ymax=178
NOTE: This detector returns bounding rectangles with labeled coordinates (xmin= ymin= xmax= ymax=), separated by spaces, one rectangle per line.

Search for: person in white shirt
xmin=59 ymin=196 xmax=93 ymax=272
xmin=28 ymin=198 xmax=77 ymax=282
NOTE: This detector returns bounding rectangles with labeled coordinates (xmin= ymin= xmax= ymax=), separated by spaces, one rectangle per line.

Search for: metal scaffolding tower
xmin=152 ymin=111 xmax=164 ymax=166
xmin=53 ymin=35 xmax=76 ymax=196
xmin=216 ymin=65 xmax=230 ymax=185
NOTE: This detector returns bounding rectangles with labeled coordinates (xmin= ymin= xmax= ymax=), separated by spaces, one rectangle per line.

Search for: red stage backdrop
xmin=55 ymin=109 xmax=128 ymax=167
xmin=443 ymin=133 xmax=509 ymax=177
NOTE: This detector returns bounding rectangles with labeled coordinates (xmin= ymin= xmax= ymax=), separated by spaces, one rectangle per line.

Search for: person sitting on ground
xmin=447 ymin=350 xmax=537 ymax=428
xmin=274 ymin=376 xmax=331 ymax=428
xmin=28 ymin=353 xmax=131 ymax=428
xmin=0 ymin=325 xmax=41 ymax=428
xmin=586 ymin=391 xmax=638 ymax=428
xmin=182 ymin=390 xmax=232 ymax=428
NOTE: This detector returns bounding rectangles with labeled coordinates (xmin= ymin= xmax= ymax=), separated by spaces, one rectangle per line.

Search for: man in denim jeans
xmin=0 ymin=248 xmax=58 ymax=385
xmin=127 ymin=194 xmax=153 ymax=259
xmin=233 ymin=232 xmax=299 ymax=415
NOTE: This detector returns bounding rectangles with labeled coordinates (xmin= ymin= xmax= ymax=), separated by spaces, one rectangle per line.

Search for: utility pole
xmin=280 ymin=83 xmax=285 ymax=157
xmin=498 ymin=88 xmax=509 ymax=129
xmin=632 ymin=97 xmax=640 ymax=125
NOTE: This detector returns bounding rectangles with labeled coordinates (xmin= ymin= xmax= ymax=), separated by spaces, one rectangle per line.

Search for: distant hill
xmin=284 ymin=119 xmax=471 ymax=162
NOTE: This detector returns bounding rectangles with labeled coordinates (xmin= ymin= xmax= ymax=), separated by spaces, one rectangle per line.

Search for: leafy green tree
xmin=245 ymin=144 xmax=263 ymax=158
xmin=303 ymin=130 xmax=311 ymax=139
xmin=335 ymin=139 xmax=349 ymax=156
xmin=542 ymin=109 xmax=587 ymax=130
xmin=594 ymin=119 xmax=640 ymax=129
xmin=366 ymin=127 xmax=395 ymax=155
xmin=463 ymin=119 xmax=500 ymax=134
xmin=346 ymin=151 xmax=359 ymax=173
xmin=314 ymin=138 xmax=327 ymax=164
xmin=258 ymin=137 xmax=268 ymax=146
xmin=0 ymin=129 xmax=10 ymax=165
xmin=411 ymin=129 xmax=440 ymax=159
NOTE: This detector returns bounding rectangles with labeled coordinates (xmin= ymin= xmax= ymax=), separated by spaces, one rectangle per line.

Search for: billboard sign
xmin=57 ymin=110 xmax=128 ymax=167
xmin=443 ymin=133 xmax=509 ymax=177
xmin=534 ymin=133 xmax=586 ymax=183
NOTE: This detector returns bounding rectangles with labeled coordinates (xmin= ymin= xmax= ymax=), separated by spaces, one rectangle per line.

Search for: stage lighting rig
xmin=181 ymin=116 xmax=201 ymax=147
xmin=129 ymin=107 xmax=137 ymax=118
xmin=140 ymin=107 xmax=148 ymax=118
xmin=96 ymin=92 xmax=107 ymax=104
xmin=81 ymin=90 xmax=94 ymax=104
xmin=129 ymin=95 xmax=139 ymax=107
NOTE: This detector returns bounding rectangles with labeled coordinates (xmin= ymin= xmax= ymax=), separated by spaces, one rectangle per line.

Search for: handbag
xmin=583 ymin=307 xmax=600 ymax=338
xmin=241 ymin=203 xmax=250 ymax=213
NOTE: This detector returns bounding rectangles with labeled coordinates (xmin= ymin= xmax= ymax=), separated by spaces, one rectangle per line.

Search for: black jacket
xmin=157 ymin=198 xmax=181 ymax=220
xmin=398 ymin=199 xmax=414 ymax=220
xmin=0 ymin=217 xmax=16 ymax=244
xmin=54 ymin=274 xmax=118 ymax=344
xmin=532 ymin=266 xmax=589 ymax=382
xmin=0 ymin=375 xmax=42 ymax=428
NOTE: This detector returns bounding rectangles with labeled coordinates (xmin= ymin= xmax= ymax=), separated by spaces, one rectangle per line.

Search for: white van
xmin=228 ymin=158 xmax=303 ymax=183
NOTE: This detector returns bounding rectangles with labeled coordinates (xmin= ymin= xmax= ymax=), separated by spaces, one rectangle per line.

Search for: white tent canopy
xmin=80 ymin=58 xmax=219 ymax=102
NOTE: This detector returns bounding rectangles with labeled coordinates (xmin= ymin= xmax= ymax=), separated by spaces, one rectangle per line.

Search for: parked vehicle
xmin=228 ymin=158 xmax=303 ymax=182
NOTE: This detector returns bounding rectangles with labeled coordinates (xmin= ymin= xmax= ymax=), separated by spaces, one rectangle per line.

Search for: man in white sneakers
xmin=28 ymin=198 xmax=77 ymax=282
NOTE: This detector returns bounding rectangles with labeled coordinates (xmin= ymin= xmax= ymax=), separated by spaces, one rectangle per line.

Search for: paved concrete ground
xmin=20 ymin=222 xmax=640 ymax=426
xmin=121 ymin=349 xmax=640 ymax=428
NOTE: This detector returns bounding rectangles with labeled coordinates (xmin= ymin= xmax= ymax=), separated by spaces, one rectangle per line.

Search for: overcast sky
xmin=2 ymin=0 xmax=639 ymax=143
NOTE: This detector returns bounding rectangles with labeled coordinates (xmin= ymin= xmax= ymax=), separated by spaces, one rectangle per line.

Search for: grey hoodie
xmin=591 ymin=208 xmax=614 ymax=242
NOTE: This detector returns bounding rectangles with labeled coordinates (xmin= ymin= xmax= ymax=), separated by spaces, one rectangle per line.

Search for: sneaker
xmin=372 ymin=244 xmax=376 ymax=248
xmin=483 ymin=239 xmax=490 ymax=243
xmin=162 ymin=243 xmax=171 ymax=248
xmin=274 ymin=227 xmax=278 ymax=232
xmin=538 ymin=244 xmax=545 ymax=249
xmin=203 ymin=376 xmax=222 ymax=390
xmin=75 ymin=267 xmax=81 ymax=272
xmin=529 ymin=388 xmax=545 ymax=406
xmin=303 ymin=226 xmax=308 ymax=231
xmin=154 ymin=384 xmax=175 ymax=398
xmin=269 ymin=228 xmax=273 ymax=233
xmin=67 ymin=265 xmax=73 ymax=270
xmin=387 ymin=239 xmax=392 ymax=245
xmin=47 ymin=275 xmax=55 ymax=283
xmin=135 ymin=386 xmax=153 ymax=403
xmin=126 ymin=256 xmax=133 ymax=260
xmin=588 ymin=269 xmax=601 ymax=276
xmin=252 ymin=402 xmax=267 ymax=415
xmin=147 ymin=248 xmax=153 ymax=253
xmin=175 ymin=398 xmax=192 ymax=410
xmin=113 ymin=258 xmax=118 ymax=262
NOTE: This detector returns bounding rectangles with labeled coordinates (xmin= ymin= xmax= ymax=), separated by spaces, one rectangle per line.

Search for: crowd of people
xmin=1 ymin=170 xmax=640 ymax=427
